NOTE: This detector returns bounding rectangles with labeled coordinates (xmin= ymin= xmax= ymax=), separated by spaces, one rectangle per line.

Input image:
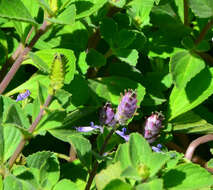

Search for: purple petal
xmin=115 ymin=128 xmax=130 ymax=141
xmin=16 ymin=90 xmax=31 ymax=102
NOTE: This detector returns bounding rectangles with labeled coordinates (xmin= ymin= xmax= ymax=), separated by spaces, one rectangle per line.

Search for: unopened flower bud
xmin=114 ymin=89 xmax=137 ymax=125
xmin=99 ymin=102 xmax=116 ymax=126
xmin=144 ymin=112 xmax=164 ymax=143
xmin=137 ymin=164 xmax=150 ymax=180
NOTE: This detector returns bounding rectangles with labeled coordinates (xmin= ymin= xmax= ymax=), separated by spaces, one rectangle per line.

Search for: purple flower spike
xmin=99 ymin=102 xmax=116 ymax=126
xmin=144 ymin=112 xmax=164 ymax=143
xmin=152 ymin=144 xmax=163 ymax=153
xmin=76 ymin=122 xmax=103 ymax=133
xmin=114 ymin=89 xmax=137 ymax=125
xmin=16 ymin=90 xmax=31 ymax=102
xmin=115 ymin=128 xmax=130 ymax=142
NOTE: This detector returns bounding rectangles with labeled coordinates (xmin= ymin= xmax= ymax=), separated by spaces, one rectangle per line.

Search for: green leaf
xmin=100 ymin=17 xmax=117 ymax=46
xmin=114 ymin=143 xmax=132 ymax=170
xmin=171 ymin=111 xmax=213 ymax=133
xmin=4 ymin=104 xmax=30 ymax=129
xmin=3 ymin=125 xmax=22 ymax=162
xmin=163 ymin=163 xmax=213 ymax=189
xmin=121 ymin=166 xmax=141 ymax=180
xmin=26 ymin=151 xmax=60 ymax=189
xmin=103 ymin=179 xmax=132 ymax=190
xmin=75 ymin=0 xmax=107 ymax=19
xmin=127 ymin=0 xmax=155 ymax=26
xmin=189 ymin=0 xmax=213 ymax=18
xmin=4 ymin=175 xmax=23 ymax=190
xmin=114 ymin=49 xmax=139 ymax=66
xmin=22 ymin=48 xmax=76 ymax=84
xmin=168 ymin=67 xmax=213 ymax=120
xmin=86 ymin=49 xmax=106 ymax=67
xmin=28 ymin=52 xmax=50 ymax=74
xmin=207 ymin=159 xmax=213 ymax=168
xmin=68 ymin=135 xmax=92 ymax=170
xmin=89 ymin=76 xmax=145 ymax=106
xmin=77 ymin=51 xmax=89 ymax=75
xmin=95 ymin=162 xmax=122 ymax=190
xmin=0 ymin=0 xmax=37 ymax=24
xmin=6 ymin=74 xmax=49 ymax=99
xmin=53 ymin=179 xmax=79 ymax=190
xmin=170 ymin=50 xmax=205 ymax=89
xmin=34 ymin=110 xmax=66 ymax=133
xmin=136 ymin=179 xmax=163 ymax=190
xmin=129 ymin=133 xmax=152 ymax=167
xmin=148 ymin=152 xmax=170 ymax=177
xmin=27 ymin=151 xmax=53 ymax=169
xmin=115 ymin=29 xmax=136 ymax=48
xmin=174 ymin=0 xmax=184 ymax=23
xmin=48 ymin=4 xmax=76 ymax=25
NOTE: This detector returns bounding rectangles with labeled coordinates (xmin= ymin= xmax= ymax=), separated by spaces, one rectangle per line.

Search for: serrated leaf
xmin=23 ymin=48 xmax=76 ymax=84
xmin=129 ymin=133 xmax=152 ymax=166
xmin=114 ymin=49 xmax=139 ymax=66
xmin=28 ymin=52 xmax=50 ymax=74
xmin=53 ymin=179 xmax=79 ymax=190
xmin=95 ymin=162 xmax=122 ymax=190
xmin=0 ymin=0 xmax=37 ymax=24
xmin=163 ymin=163 xmax=213 ymax=189
xmin=48 ymin=4 xmax=76 ymax=25
xmin=128 ymin=0 xmax=155 ymax=26
xmin=3 ymin=104 xmax=30 ymax=129
xmin=136 ymin=179 xmax=163 ymax=190
xmin=86 ymin=49 xmax=106 ymax=67
xmin=6 ymin=74 xmax=49 ymax=99
xmin=171 ymin=111 xmax=213 ymax=133
xmin=170 ymin=50 xmax=205 ymax=89
xmin=168 ymin=67 xmax=213 ymax=120
xmin=89 ymin=76 xmax=145 ymax=106
xmin=114 ymin=143 xmax=132 ymax=170
xmin=103 ymin=179 xmax=132 ymax=190
xmin=189 ymin=0 xmax=213 ymax=18
xmin=75 ymin=0 xmax=107 ymax=19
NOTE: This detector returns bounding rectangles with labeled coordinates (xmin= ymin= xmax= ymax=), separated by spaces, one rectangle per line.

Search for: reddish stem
xmin=0 ymin=21 xmax=50 ymax=94
xmin=8 ymin=94 xmax=53 ymax=169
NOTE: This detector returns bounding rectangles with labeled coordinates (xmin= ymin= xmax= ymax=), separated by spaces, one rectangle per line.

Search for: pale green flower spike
xmin=49 ymin=53 xmax=66 ymax=94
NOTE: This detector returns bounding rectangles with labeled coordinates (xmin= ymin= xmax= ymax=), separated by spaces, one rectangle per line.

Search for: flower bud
xmin=49 ymin=53 xmax=66 ymax=93
xmin=99 ymin=102 xmax=116 ymax=126
xmin=114 ymin=89 xmax=137 ymax=125
xmin=16 ymin=90 xmax=31 ymax=102
xmin=144 ymin=112 xmax=164 ymax=143
xmin=137 ymin=164 xmax=150 ymax=180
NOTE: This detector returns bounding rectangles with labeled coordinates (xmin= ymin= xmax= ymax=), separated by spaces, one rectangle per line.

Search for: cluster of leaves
xmin=0 ymin=0 xmax=213 ymax=189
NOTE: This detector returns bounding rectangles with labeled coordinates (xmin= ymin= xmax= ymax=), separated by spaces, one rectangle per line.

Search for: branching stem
xmin=8 ymin=94 xmax=53 ymax=169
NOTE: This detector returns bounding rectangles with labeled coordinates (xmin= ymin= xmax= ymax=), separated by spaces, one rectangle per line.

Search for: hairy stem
xmin=185 ymin=134 xmax=213 ymax=161
xmin=0 ymin=21 xmax=50 ymax=94
xmin=85 ymin=128 xmax=115 ymax=190
xmin=184 ymin=0 xmax=189 ymax=26
xmin=8 ymin=94 xmax=53 ymax=169
xmin=195 ymin=18 xmax=213 ymax=45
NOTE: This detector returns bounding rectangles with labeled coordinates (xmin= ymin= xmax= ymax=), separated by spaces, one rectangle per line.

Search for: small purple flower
xmin=144 ymin=112 xmax=164 ymax=143
xmin=152 ymin=144 xmax=163 ymax=152
xmin=76 ymin=122 xmax=103 ymax=133
xmin=16 ymin=90 xmax=31 ymax=102
xmin=114 ymin=89 xmax=137 ymax=125
xmin=99 ymin=102 xmax=116 ymax=126
xmin=115 ymin=127 xmax=130 ymax=141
